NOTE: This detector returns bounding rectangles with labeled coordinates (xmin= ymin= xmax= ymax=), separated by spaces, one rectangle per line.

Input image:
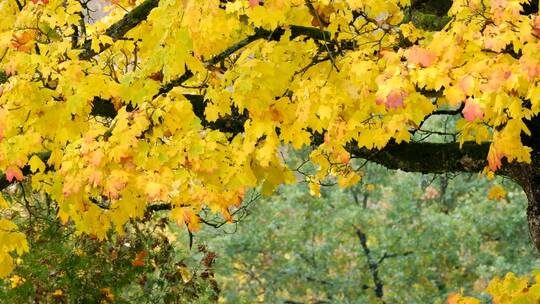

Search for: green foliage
xmin=0 ymin=186 xmax=219 ymax=303
xmin=2 ymin=165 xmax=538 ymax=303
xmin=197 ymin=164 xmax=539 ymax=303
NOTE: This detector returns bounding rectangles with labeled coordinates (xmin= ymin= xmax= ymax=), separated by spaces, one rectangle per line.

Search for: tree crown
xmin=0 ymin=0 xmax=539 ymax=278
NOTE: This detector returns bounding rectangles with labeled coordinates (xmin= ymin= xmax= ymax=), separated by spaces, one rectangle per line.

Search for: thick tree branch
xmin=79 ymin=0 xmax=160 ymax=60
xmin=346 ymin=141 xmax=491 ymax=175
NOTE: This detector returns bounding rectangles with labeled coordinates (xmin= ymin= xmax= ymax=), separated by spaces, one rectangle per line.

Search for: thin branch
xmin=14 ymin=0 xmax=23 ymax=11
xmin=378 ymin=251 xmax=413 ymax=264
xmin=157 ymin=25 xmax=333 ymax=97
xmin=354 ymin=225 xmax=385 ymax=302
xmin=305 ymin=0 xmax=339 ymax=72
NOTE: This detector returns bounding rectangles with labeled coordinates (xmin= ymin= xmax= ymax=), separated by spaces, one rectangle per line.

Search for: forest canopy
xmin=1 ymin=0 xmax=540 ymax=298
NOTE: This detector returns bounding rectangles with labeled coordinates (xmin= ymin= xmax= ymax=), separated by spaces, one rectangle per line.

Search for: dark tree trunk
xmin=517 ymin=170 xmax=540 ymax=253
xmin=517 ymin=115 xmax=540 ymax=253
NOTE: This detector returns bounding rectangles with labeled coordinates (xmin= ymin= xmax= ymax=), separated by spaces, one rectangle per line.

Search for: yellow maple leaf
xmin=487 ymin=185 xmax=507 ymax=201
xmin=9 ymin=275 xmax=25 ymax=289
xmin=28 ymin=155 xmax=46 ymax=173
xmin=52 ymin=289 xmax=64 ymax=297
xmin=0 ymin=195 xmax=8 ymax=209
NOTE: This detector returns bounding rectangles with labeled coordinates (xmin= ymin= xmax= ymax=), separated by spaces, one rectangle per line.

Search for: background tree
xmin=197 ymin=161 xmax=539 ymax=303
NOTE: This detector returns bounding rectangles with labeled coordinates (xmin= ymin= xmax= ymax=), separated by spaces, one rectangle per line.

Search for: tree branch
xmin=354 ymin=225 xmax=385 ymax=302
xmin=346 ymin=141 xmax=491 ymax=175
xmin=79 ymin=0 xmax=160 ymax=60
xmin=378 ymin=251 xmax=413 ymax=264
xmin=156 ymin=25 xmax=333 ymax=97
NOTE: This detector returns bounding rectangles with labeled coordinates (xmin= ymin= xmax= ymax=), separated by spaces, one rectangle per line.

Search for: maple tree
xmin=1 ymin=0 xmax=540 ymax=282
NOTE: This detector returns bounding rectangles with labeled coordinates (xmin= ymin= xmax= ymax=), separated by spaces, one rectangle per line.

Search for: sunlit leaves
xmin=5 ymin=166 xmax=23 ymax=183
xmin=27 ymin=156 xmax=45 ymax=173
xmin=0 ymin=220 xmax=28 ymax=278
xmin=462 ymin=98 xmax=484 ymax=122
xmin=405 ymin=46 xmax=437 ymax=68
xmin=10 ymin=31 xmax=36 ymax=53
xmin=0 ymin=0 xmax=539 ymax=280
xmin=452 ymin=271 xmax=540 ymax=303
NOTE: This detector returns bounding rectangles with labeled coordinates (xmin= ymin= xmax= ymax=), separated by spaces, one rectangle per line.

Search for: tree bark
xmin=498 ymin=167 xmax=540 ymax=253
xmin=523 ymin=174 xmax=540 ymax=252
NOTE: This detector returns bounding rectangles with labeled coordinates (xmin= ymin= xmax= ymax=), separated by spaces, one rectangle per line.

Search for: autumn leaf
xmin=487 ymin=185 xmax=507 ymax=201
xmin=28 ymin=155 xmax=46 ymax=173
xmin=9 ymin=275 xmax=25 ymax=289
xmin=405 ymin=46 xmax=437 ymax=68
xmin=0 ymin=196 xmax=8 ymax=209
xmin=177 ymin=265 xmax=192 ymax=283
xmin=222 ymin=207 xmax=233 ymax=223
xmin=487 ymin=145 xmax=504 ymax=171
xmin=11 ymin=31 xmax=36 ymax=53
xmin=308 ymin=182 xmax=321 ymax=197
xmin=248 ymin=0 xmax=260 ymax=8
xmin=459 ymin=75 xmax=475 ymax=95
xmin=145 ymin=182 xmax=165 ymax=201
xmin=311 ymin=4 xmax=335 ymax=27
xmin=131 ymin=250 xmax=148 ymax=267
xmin=171 ymin=207 xmax=201 ymax=232
xmin=6 ymin=166 xmax=23 ymax=182
xmin=100 ymin=287 xmax=115 ymax=302
xmin=462 ymin=98 xmax=484 ymax=122
xmin=377 ymin=90 xmax=407 ymax=109
xmin=533 ymin=15 xmax=540 ymax=37
xmin=52 ymin=289 xmax=64 ymax=298
xmin=148 ymin=70 xmax=164 ymax=82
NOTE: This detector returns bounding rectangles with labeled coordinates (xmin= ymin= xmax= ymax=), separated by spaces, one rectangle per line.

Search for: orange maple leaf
xmin=6 ymin=166 xmax=23 ymax=182
xmin=405 ymin=46 xmax=437 ymax=68
xmin=311 ymin=4 xmax=334 ymax=27
xmin=532 ymin=15 xmax=540 ymax=37
xmin=447 ymin=292 xmax=460 ymax=304
xmin=487 ymin=145 xmax=504 ymax=171
xmin=377 ymin=89 xmax=407 ymax=109
xmin=248 ymin=0 xmax=260 ymax=8
xmin=131 ymin=250 xmax=148 ymax=267
xmin=11 ymin=31 xmax=36 ymax=53
xmin=462 ymin=98 xmax=484 ymax=122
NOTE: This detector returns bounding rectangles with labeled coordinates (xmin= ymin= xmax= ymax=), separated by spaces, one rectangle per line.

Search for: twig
xmin=305 ymin=1 xmax=340 ymax=72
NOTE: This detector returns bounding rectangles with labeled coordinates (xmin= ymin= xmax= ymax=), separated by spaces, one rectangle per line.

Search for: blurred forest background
xmin=0 ymin=149 xmax=537 ymax=303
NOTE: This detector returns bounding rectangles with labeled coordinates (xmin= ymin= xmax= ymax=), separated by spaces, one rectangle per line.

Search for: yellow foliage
xmin=0 ymin=0 xmax=539 ymax=279
xmin=9 ymin=275 xmax=25 ymax=289
xmin=487 ymin=185 xmax=507 ymax=201
xmin=449 ymin=271 xmax=540 ymax=304
xmin=0 ymin=220 xmax=28 ymax=278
